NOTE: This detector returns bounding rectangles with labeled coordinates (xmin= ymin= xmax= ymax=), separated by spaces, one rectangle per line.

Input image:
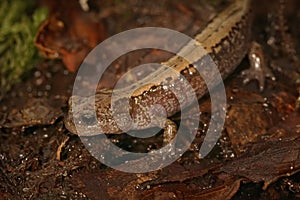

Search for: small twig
xmin=56 ymin=136 xmax=70 ymax=161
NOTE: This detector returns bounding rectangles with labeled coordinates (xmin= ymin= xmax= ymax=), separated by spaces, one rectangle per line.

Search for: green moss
xmin=0 ymin=0 xmax=47 ymax=99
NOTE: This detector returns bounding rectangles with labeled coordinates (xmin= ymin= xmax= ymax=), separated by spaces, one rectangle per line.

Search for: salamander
xmin=64 ymin=0 xmax=255 ymax=144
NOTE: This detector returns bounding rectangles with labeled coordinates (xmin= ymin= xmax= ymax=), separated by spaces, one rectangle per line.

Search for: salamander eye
xmin=79 ymin=113 xmax=97 ymax=125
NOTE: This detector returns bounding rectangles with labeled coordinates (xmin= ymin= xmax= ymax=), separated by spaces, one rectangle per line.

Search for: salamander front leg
xmin=242 ymin=41 xmax=275 ymax=91
xmin=152 ymin=118 xmax=177 ymax=155
xmin=162 ymin=119 xmax=177 ymax=145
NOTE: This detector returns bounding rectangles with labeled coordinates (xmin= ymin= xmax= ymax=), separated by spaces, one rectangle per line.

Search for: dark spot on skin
xmin=166 ymin=77 xmax=172 ymax=82
xmin=150 ymin=85 xmax=158 ymax=91
xmin=80 ymin=113 xmax=97 ymax=125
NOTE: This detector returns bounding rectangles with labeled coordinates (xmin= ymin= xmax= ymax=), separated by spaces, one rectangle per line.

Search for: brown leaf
xmin=35 ymin=0 xmax=105 ymax=72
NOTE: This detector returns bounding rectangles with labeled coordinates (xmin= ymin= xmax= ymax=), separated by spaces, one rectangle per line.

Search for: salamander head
xmin=64 ymin=95 xmax=102 ymax=136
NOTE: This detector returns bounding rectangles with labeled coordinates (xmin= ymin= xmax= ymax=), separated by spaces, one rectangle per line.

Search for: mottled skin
xmin=64 ymin=0 xmax=253 ymax=142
